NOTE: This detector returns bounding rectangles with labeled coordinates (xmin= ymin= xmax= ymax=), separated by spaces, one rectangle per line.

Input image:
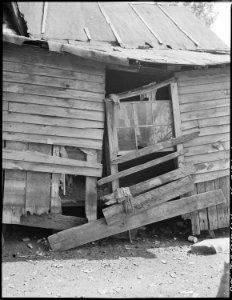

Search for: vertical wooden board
xmin=25 ymin=143 xmax=52 ymax=215
xmin=205 ymin=180 xmax=218 ymax=230
xmin=4 ymin=141 xmax=28 ymax=223
xmin=217 ymin=176 xmax=229 ymax=228
xmin=184 ymin=184 xmax=200 ymax=235
xmin=170 ymin=82 xmax=184 ymax=167
xmin=85 ymin=150 xmax=98 ymax=222
xmin=197 ymin=182 xmax=209 ymax=231
xmin=50 ymin=146 xmax=61 ymax=214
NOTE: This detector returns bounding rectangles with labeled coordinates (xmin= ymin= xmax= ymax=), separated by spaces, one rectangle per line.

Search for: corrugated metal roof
xmin=3 ymin=33 xmax=230 ymax=67
xmin=17 ymin=2 xmax=229 ymax=51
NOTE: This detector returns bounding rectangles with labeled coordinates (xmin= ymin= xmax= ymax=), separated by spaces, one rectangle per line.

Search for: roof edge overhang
xmin=3 ymin=33 xmax=231 ymax=69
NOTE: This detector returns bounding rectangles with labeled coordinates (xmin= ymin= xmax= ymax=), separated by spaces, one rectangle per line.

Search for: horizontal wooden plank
xmin=185 ymin=150 xmax=229 ymax=164
xmin=103 ymin=163 xmax=196 ymax=205
xmin=183 ymin=125 xmax=230 ymax=136
xmin=3 ymin=149 xmax=102 ymax=169
xmin=3 ymin=82 xmax=104 ymax=101
xmin=184 ymin=133 xmax=229 ymax=147
xmin=3 ymin=132 xmax=103 ymax=150
xmin=3 ymin=92 xmax=104 ymax=111
xmin=178 ymin=74 xmax=229 ymax=87
xmin=4 ymin=44 xmax=105 ymax=75
xmin=175 ymin=66 xmax=230 ymax=80
xmin=3 ymin=101 xmax=8 ymax=111
xmin=181 ymin=107 xmax=229 ymax=121
xmin=184 ymin=141 xmax=230 ymax=157
xmin=3 ymin=122 xmax=103 ymax=140
xmin=181 ymin=116 xmax=230 ymax=130
xmin=3 ymin=160 xmax=102 ymax=177
xmin=3 ymin=71 xmax=104 ymax=93
xmin=179 ymin=90 xmax=230 ymax=103
xmin=3 ymin=60 xmax=105 ymax=83
xmin=8 ymin=102 xmax=104 ymax=121
xmin=48 ymin=190 xmax=226 ymax=251
xmin=179 ymin=82 xmax=230 ymax=95
xmin=112 ymin=131 xmax=200 ymax=165
xmin=3 ymin=112 xmax=104 ymax=129
xmin=20 ymin=214 xmax=87 ymax=230
xmin=195 ymin=159 xmax=229 ymax=174
xmin=193 ymin=169 xmax=229 ymax=183
xmin=103 ymin=176 xmax=195 ymax=225
xmin=180 ymin=98 xmax=229 ymax=113
xmin=98 ymin=149 xmax=187 ymax=186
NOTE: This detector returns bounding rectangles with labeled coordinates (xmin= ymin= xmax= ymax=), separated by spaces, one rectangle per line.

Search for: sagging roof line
xmin=157 ymin=4 xmax=200 ymax=48
xmin=97 ymin=2 xmax=123 ymax=47
xmin=129 ymin=3 xmax=163 ymax=46
xmin=41 ymin=2 xmax=48 ymax=34
xmin=84 ymin=27 xmax=91 ymax=41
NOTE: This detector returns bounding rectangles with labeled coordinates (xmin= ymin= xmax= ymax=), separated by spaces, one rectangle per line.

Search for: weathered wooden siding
xmin=3 ymin=43 xmax=105 ymax=223
xmin=175 ymin=66 xmax=230 ymax=233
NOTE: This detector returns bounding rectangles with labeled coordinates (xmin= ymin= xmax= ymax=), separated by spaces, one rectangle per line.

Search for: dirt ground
xmin=2 ymin=219 xmax=229 ymax=298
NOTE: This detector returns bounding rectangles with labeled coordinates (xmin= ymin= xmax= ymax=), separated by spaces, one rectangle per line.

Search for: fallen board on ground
xmin=48 ymin=189 xmax=226 ymax=251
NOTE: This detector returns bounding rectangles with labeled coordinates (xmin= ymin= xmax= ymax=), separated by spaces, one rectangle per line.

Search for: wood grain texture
xmin=197 ymin=182 xmax=208 ymax=231
xmin=205 ymin=180 xmax=218 ymax=230
xmin=50 ymin=146 xmax=61 ymax=214
xmin=25 ymin=143 xmax=52 ymax=215
xmin=181 ymin=116 xmax=230 ymax=130
xmin=48 ymin=190 xmax=226 ymax=251
xmin=184 ymin=141 xmax=229 ymax=157
xmin=179 ymin=90 xmax=230 ymax=103
xmin=178 ymin=81 xmax=230 ymax=95
xmin=181 ymin=106 xmax=229 ymax=122
xmin=183 ymin=125 xmax=230 ymax=136
xmin=185 ymin=150 xmax=229 ymax=164
xmin=175 ymin=66 xmax=229 ymax=80
xmin=193 ymin=169 xmax=229 ymax=184
xmin=180 ymin=98 xmax=229 ymax=113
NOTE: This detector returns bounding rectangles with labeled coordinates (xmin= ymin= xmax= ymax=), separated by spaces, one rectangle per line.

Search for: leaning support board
xmin=102 ymin=176 xmax=194 ymax=225
xmin=48 ymin=189 xmax=226 ymax=251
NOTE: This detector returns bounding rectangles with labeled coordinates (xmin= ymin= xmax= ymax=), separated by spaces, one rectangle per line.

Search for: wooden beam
xmin=102 ymin=163 xmax=196 ymax=205
xmin=98 ymin=149 xmax=187 ymax=186
xmin=47 ymin=189 xmax=226 ymax=251
xmin=50 ymin=146 xmax=61 ymax=213
xmin=20 ymin=214 xmax=87 ymax=231
xmin=41 ymin=2 xmax=48 ymax=34
xmin=85 ymin=149 xmax=98 ymax=222
xmin=111 ymin=131 xmax=200 ymax=165
xmin=102 ymin=176 xmax=194 ymax=225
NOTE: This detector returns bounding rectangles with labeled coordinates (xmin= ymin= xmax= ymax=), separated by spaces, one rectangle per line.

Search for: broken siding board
xmin=183 ymin=141 xmax=230 ymax=157
xmin=193 ymin=169 xmax=229 ymax=184
xmin=3 ymin=112 xmax=104 ymax=129
xmin=3 ymin=141 xmax=28 ymax=224
xmin=183 ymin=125 xmax=230 ymax=136
xmin=181 ymin=107 xmax=229 ymax=122
xmin=180 ymin=98 xmax=229 ymax=113
xmin=25 ymin=143 xmax=52 ymax=215
xmin=178 ymin=81 xmax=230 ymax=95
xmin=85 ymin=150 xmax=98 ymax=222
xmin=20 ymin=214 xmax=87 ymax=230
xmin=3 ymin=71 xmax=104 ymax=93
xmin=3 ymin=61 xmax=105 ymax=83
xmin=185 ymin=150 xmax=229 ymax=164
xmin=48 ymin=190 xmax=226 ymax=251
xmin=197 ymin=182 xmax=208 ymax=231
xmin=205 ymin=180 xmax=218 ymax=231
xmin=183 ymin=133 xmax=229 ymax=147
xmin=3 ymin=82 xmax=104 ymax=101
xmin=194 ymin=159 xmax=229 ymax=174
xmin=103 ymin=176 xmax=195 ymax=225
xmin=103 ymin=164 xmax=196 ymax=204
xmin=112 ymin=131 xmax=199 ymax=165
xmin=8 ymin=103 xmax=104 ymax=121
xmin=98 ymin=149 xmax=187 ymax=186
xmin=178 ymin=90 xmax=230 ymax=103
xmin=3 ymin=92 xmax=104 ymax=111
xmin=3 ymin=122 xmax=103 ymax=140
xmin=51 ymin=146 xmax=61 ymax=214
xmin=3 ymin=132 xmax=102 ymax=150
xmin=181 ymin=116 xmax=230 ymax=131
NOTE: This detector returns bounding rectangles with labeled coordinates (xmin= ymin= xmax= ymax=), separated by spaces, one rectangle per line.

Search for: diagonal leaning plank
xmin=102 ymin=176 xmax=194 ymax=225
xmin=48 ymin=189 xmax=226 ymax=251
xmin=97 ymin=149 xmax=187 ymax=186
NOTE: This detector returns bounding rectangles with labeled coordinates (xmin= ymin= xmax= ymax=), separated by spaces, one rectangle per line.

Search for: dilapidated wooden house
xmin=3 ymin=2 xmax=230 ymax=250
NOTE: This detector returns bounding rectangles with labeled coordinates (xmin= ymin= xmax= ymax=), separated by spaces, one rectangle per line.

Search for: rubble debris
xmin=190 ymin=237 xmax=229 ymax=255
xmin=188 ymin=236 xmax=198 ymax=243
